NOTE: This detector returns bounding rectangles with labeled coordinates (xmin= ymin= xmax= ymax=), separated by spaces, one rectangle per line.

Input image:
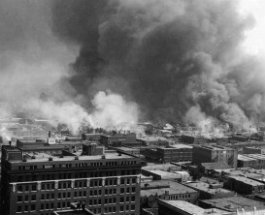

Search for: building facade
xmin=142 ymin=144 xmax=192 ymax=163
xmin=1 ymin=145 xmax=144 ymax=215
xmin=192 ymin=145 xmax=237 ymax=168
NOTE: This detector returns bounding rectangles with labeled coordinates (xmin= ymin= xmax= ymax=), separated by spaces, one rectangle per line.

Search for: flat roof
xmin=170 ymin=143 xmax=193 ymax=149
xmin=141 ymin=180 xmax=197 ymax=197
xmin=9 ymin=151 xmax=136 ymax=164
xmin=200 ymin=196 xmax=265 ymax=212
xmin=238 ymin=154 xmax=257 ymax=162
xmin=185 ymin=181 xmax=233 ymax=195
xmin=246 ymin=154 xmax=265 ymax=160
xmin=228 ymin=175 xmax=264 ymax=186
xmin=144 ymin=169 xmax=182 ymax=179
xmin=114 ymin=146 xmax=140 ymax=151
xmin=196 ymin=145 xmax=233 ymax=151
xmin=159 ymin=200 xmax=204 ymax=215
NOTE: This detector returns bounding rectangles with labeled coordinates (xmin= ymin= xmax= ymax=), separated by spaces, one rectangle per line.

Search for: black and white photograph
xmin=0 ymin=0 xmax=265 ymax=214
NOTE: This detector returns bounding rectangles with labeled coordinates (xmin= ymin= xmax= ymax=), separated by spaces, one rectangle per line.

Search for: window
xmin=32 ymin=185 xmax=37 ymax=191
xmin=17 ymin=196 xmax=22 ymax=202
xmin=120 ymin=206 xmax=124 ymax=211
xmin=17 ymin=206 xmax=22 ymax=212
xmin=31 ymin=195 xmax=36 ymax=200
xmin=17 ymin=185 xmax=23 ymax=191
xmin=31 ymin=204 xmax=35 ymax=211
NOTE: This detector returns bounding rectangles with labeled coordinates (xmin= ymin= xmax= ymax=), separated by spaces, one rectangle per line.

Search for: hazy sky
xmin=239 ymin=0 xmax=265 ymax=56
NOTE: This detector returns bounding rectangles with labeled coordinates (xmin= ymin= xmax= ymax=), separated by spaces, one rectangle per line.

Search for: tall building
xmin=192 ymin=144 xmax=237 ymax=168
xmin=0 ymin=143 xmax=144 ymax=215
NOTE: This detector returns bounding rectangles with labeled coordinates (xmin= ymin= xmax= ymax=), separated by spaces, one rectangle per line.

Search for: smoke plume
xmin=50 ymin=0 xmax=265 ymax=132
xmin=0 ymin=0 xmax=265 ymax=135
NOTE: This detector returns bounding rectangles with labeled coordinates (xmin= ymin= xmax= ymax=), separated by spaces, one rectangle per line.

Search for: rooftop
xmin=238 ymin=154 xmax=257 ymax=162
xmin=113 ymin=146 xmax=140 ymax=151
xmin=200 ymin=196 xmax=265 ymax=212
xmin=246 ymin=154 xmax=265 ymax=160
xmin=143 ymin=169 xmax=182 ymax=179
xmin=196 ymin=145 xmax=233 ymax=151
xmin=8 ymin=150 xmax=136 ymax=164
xmin=185 ymin=181 xmax=233 ymax=195
xmin=159 ymin=200 xmax=204 ymax=215
xmin=141 ymin=180 xmax=197 ymax=197
xmin=228 ymin=175 xmax=264 ymax=186
xmin=170 ymin=143 xmax=193 ymax=149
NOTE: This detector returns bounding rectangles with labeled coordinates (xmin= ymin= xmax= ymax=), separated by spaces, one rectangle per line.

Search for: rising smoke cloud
xmin=50 ymin=0 xmax=265 ymax=132
xmin=0 ymin=0 xmax=264 ymax=135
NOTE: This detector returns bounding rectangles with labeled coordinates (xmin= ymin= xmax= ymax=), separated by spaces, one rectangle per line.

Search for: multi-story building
xmin=102 ymin=133 xmax=143 ymax=147
xmin=142 ymin=144 xmax=192 ymax=163
xmin=224 ymin=175 xmax=264 ymax=195
xmin=237 ymin=154 xmax=265 ymax=169
xmin=183 ymin=181 xmax=234 ymax=200
xmin=0 ymin=143 xmax=144 ymax=215
xmin=192 ymin=145 xmax=237 ymax=168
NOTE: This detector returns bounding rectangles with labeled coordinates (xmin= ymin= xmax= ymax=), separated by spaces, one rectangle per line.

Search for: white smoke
xmin=184 ymin=105 xmax=226 ymax=138
xmin=25 ymin=91 xmax=139 ymax=134
xmin=90 ymin=91 xmax=139 ymax=131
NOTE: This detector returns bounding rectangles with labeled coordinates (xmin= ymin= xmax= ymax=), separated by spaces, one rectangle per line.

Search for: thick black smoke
xmin=50 ymin=0 xmax=262 ymax=129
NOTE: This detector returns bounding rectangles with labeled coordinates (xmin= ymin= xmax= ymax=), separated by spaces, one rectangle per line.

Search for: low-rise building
xmin=200 ymin=196 xmax=265 ymax=212
xmin=141 ymin=180 xmax=198 ymax=208
xmin=237 ymin=154 xmax=265 ymax=169
xmin=192 ymin=145 xmax=237 ymax=169
xmin=158 ymin=200 xmax=229 ymax=215
xmin=142 ymin=144 xmax=193 ymax=163
xmin=184 ymin=181 xmax=234 ymax=199
xmin=237 ymin=154 xmax=259 ymax=169
xmin=110 ymin=146 xmax=140 ymax=157
xmin=224 ymin=175 xmax=264 ymax=194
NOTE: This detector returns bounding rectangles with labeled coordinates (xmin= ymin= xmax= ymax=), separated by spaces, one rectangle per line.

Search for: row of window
xmin=16 ymin=186 xmax=136 ymax=202
xmin=16 ymin=176 xmax=137 ymax=192
xmin=17 ymin=160 xmax=138 ymax=171
xmin=17 ymin=194 xmax=36 ymax=202
xmin=17 ymin=201 xmax=136 ymax=213
xmin=15 ymin=169 xmax=138 ymax=182
xmin=163 ymin=193 xmax=192 ymax=200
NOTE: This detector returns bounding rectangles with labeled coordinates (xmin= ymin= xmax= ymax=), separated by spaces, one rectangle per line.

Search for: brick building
xmin=223 ymin=175 xmax=264 ymax=195
xmin=237 ymin=154 xmax=265 ymax=169
xmin=192 ymin=145 xmax=237 ymax=168
xmin=0 ymin=144 xmax=144 ymax=215
xmin=142 ymin=144 xmax=192 ymax=163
